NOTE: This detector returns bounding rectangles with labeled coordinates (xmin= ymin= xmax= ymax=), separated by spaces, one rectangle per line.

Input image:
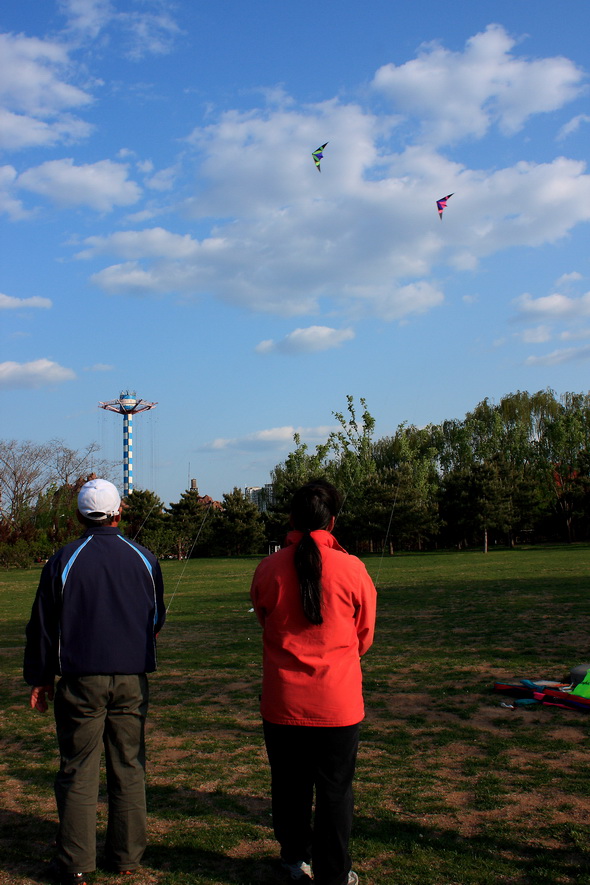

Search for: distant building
xmin=244 ymin=486 xmax=262 ymax=508
xmin=245 ymin=483 xmax=275 ymax=512
xmin=188 ymin=478 xmax=223 ymax=511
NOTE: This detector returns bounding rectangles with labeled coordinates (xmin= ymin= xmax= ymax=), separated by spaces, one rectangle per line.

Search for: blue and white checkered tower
xmin=99 ymin=390 xmax=157 ymax=497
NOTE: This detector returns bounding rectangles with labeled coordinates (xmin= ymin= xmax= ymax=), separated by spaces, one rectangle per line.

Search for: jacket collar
xmin=82 ymin=526 xmax=122 ymax=537
xmin=285 ymin=529 xmax=347 ymax=552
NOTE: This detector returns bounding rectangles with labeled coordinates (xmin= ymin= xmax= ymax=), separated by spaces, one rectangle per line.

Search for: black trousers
xmin=263 ymin=720 xmax=360 ymax=885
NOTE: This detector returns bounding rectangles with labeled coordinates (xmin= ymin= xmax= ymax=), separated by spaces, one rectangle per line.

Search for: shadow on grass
xmin=2 ymin=786 xmax=589 ymax=884
xmin=354 ymin=814 xmax=590 ymax=884
xmin=0 ymin=804 xmax=278 ymax=885
xmin=145 ymin=843 xmax=282 ymax=885
xmin=148 ymin=783 xmax=269 ymax=822
xmin=146 ymin=784 xmax=278 ymax=884
xmin=0 ymin=808 xmax=57 ymax=883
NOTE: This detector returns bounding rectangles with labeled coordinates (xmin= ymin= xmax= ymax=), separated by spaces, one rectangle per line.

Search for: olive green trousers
xmin=54 ymin=674 xmax=149 ymax=873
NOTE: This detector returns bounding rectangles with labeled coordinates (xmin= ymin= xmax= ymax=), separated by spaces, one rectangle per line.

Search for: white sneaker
xmin=281 ymin=859 xmax=313 ymax=880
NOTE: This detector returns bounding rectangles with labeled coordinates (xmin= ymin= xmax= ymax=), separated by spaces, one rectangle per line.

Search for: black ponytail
xmin=290 ymin=480 xmax=342 ymax=625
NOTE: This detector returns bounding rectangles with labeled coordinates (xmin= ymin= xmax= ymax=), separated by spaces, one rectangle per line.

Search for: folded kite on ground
xmin=494 ymin=666 xmax=590 ymax=713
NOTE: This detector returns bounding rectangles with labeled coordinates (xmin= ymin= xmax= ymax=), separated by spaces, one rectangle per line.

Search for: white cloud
xmin=0 ymin=107 xmax=92 ymax=151
xmin=560 ymin=328 xmax=590 ymax=342
xmin=123 ymin=208 xmax=161 ymax=224
xmin=256 ymin=326 xmax=355 ymax=355
xmin=0 ymin=292 xmax=52 ymax=309
xmin=0 ymin=29 xmax=564 ymax=335
xmin=525 ymin=346 xmax=590 ymax=367
xmin=555 ymin=271 xmax=582 ymax=287
xmin=58 ymin=0 xmax=182 ymax=59
xmin=82 ymin=78 xmax=590 ymax=321
xmin=205 ymin=425 xmax=336 ymax=452
xmin=76 ymin=227 xmax=200 ymax=259
xmin=83 ymin=363 xmax=114 ymax=371
xmin=58 ymin=0 xmax=114 ymax=39
xmin=0 ymin=165 xmax=29 ymax=218
xmin=521 ymin=325 xmax=551 ymax=344
xmin=184 ymin=99 xmax=387 ymax=217
xmin=17 ymin=158 xmax=141 ymax=211
xmin=145 ymin=164 xmax=179 ymax=191
xmin=91 ymin=261 xmax=166 ymax=294
xmin=118 ymin=7 xmax=182 ymax=60
xmin=0 ymin=358 xmax=76 ymax=389
xmin=513 ymin=291 xmax=590 ymax=321
xmin=514 ymin=283 xmax=590 ymax=364
xmin=0 ymin=32 xmax=93 ymax=151
xmin=557 ymin=114 xmax=590 ymax=141
xmin=372 ymin=25 xmax=585 ymax=146
xmin=0 ymin=33 xmax=90 ymax=115
xmin=369 ymin=281 xmax=444 ymax=321
xmin=0 ymin=13 xmax=180 ymax=156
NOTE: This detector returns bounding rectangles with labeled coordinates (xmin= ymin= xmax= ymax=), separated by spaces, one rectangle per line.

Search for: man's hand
xmin=30 ymin=685 xmax=54 ymax=713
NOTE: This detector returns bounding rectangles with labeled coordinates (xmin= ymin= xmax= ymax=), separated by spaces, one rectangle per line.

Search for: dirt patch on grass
xmin=359 ymin=669 xmax=590 ymax=850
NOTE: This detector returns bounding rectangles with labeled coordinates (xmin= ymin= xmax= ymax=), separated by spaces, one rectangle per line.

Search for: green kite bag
xmin=571 ymin=670 xmax=590 ymax=699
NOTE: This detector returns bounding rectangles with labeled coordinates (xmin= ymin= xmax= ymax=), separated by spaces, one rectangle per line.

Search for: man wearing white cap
xmin=24 ymin=478 xmax=165 ymax=885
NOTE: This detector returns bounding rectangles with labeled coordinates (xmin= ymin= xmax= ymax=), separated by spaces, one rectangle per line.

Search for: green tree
xmin=33 ymin=482 xmax=81 ymax=554
xmin=372 ymin=423 xmax=441 ymax=551
xmin=271 ymin=434 xmax=332 ymax=508
xmin=166 ymin=491 xmax=216 ymax=558
xmin=440 ymin=463 xmax=498 ymax=551
xmin=325 ymin=396 xmax=379 ymax=551
xmin=210 ymin=488 xmax=266 ymax=555
xmin=537 ymin=392 xmax=590 ymax=541
xmin=122 ymin=489 xmax=174 ymax=557
xmin=267 ymin=434 xmax=332 ymax=545
xmin=436 ymin=392 xmax=560 ymax=548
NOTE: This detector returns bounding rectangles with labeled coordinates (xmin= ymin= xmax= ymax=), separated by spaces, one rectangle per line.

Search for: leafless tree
xmin=0 ymin=439 xmax=53 ymax=529
xmin=45 ymin=440 xmax=113 ymax=488
xmin=0 ymin=438 xmax=115 ymax=539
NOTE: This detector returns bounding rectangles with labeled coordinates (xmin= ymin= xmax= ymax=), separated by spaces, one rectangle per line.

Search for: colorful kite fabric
xmin=493 ymin=680 xmax=590 ymax=714
xmin=436 ymin=193 xmax=453 ymax=219
xmin=312 ymin=142 xmax=328 ymax=172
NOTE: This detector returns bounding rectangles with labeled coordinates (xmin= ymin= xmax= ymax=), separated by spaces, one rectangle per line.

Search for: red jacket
xmin=250 ymin=530 xmax=377 ymax=727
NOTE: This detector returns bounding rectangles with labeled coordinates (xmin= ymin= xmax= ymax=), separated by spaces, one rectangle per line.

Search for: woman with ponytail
xmin=250 ymin=480 xmax=377 ymax=885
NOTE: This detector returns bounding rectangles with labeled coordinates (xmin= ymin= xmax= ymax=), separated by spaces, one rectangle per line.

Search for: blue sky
xmin=2 ymin=0 xmax=590 ymax=505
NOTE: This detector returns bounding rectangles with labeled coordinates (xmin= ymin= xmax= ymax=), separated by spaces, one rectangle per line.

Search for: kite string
xmin=331 ymin=452 xmax=399 ymax=590
xmin=131 ymin=501 xmax=159 ymax=542
xmin=165 ymin=502 xmax=213 ymax=615
xmin=373 ymin=476 xmax=401 ymax=588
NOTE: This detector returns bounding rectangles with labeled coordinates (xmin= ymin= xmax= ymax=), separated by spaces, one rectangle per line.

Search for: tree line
xmin=2 ymin=389 xmax=590 ymax=566
xmin=272 ymin=390 xmax=590 ymax=554
xmin=0 ymin=438 xmax=267 ymax=565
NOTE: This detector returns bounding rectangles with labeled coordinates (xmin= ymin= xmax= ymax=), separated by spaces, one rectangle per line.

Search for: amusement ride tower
xmin=99 ymin=390 xmax=157 ymax=496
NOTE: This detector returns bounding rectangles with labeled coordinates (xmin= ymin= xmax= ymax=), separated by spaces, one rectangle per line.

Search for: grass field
xmin=2 ymin=545 xmax=590 ymax=884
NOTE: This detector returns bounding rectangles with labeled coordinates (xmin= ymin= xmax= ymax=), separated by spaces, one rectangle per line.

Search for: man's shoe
xmin=347 ymin=872 xmax=359 ymax=885
xmin=48 ymin=860 xmax=90 ymax=885
xmin=60 ymin=874 xmax=89 ymax=885
xmin=281 ymin=859 xmax=313 ymax=880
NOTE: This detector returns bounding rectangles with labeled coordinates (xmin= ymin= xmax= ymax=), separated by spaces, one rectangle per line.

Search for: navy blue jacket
xmin=24 ymin=526 xmax=165 ymax=686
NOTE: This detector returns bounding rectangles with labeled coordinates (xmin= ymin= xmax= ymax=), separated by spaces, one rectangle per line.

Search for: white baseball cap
xmin=77 ymin=479 xmax=121 ymax=521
